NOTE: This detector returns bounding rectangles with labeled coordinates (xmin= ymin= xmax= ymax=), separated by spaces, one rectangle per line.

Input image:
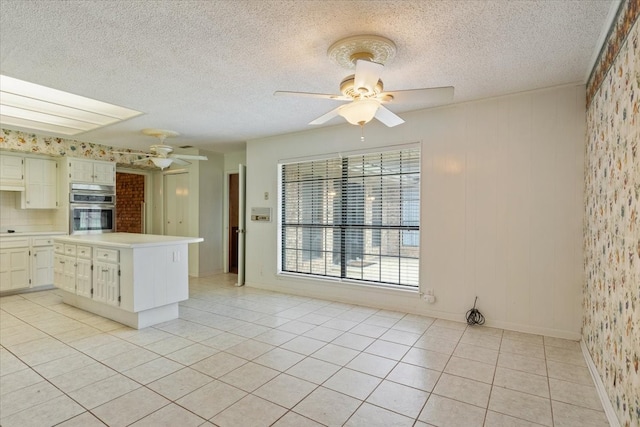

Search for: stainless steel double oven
xmin=69 ymin=183 xmax=116 ymax=234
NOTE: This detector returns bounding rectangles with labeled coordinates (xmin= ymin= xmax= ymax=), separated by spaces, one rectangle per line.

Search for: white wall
xmin=245 ymin=84 xmax=585 ymax=339
xmin=198 ymin=150 xmax=225 ymax=276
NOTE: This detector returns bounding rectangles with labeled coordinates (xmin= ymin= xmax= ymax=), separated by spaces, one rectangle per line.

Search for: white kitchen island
xmin=53 ymin=233 xmax=203 ymax=329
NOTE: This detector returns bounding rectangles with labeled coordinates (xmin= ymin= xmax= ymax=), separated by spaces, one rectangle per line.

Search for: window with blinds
xmin=279 ymin=146 xmax=420 ymax=289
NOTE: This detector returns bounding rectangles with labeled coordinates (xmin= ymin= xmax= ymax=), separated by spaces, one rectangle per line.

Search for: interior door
xmin=236 ymin=164 xmax=246 ymax=286
xmin=228 ymin=173 xmax=239 ymax=274
xmin=164 ymin=173 xmax=189 ymax=236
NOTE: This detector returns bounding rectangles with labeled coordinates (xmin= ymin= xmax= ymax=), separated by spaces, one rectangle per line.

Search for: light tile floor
xmin=0 ymin=273 xmax=610 ymax=427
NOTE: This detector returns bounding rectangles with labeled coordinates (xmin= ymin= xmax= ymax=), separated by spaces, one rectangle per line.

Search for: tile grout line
xmin=1 ymin=280 xmax=611 ymax=427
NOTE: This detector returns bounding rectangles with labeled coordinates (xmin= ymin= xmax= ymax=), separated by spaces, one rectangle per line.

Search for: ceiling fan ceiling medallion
xmin=142 ymin=128 xmax=179 ymax=143
xmin=327 ymin=35 xmax=397 ymax=69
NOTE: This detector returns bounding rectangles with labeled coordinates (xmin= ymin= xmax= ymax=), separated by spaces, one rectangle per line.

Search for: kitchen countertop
xmin=0 ymin=231 xmax=67 ymax=238
xmin=53 ymin=232 xmax=203 ymax=248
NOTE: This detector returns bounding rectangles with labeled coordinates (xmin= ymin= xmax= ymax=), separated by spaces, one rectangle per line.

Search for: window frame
xmin=277 ymin=143 xmax=421 ymax=291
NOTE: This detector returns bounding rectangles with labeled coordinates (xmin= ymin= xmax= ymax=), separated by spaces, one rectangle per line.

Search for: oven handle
xmin=69 ymin=194 xmax=116 ymax=203
xmin=70 ymin=204 xmax=116 ymax=209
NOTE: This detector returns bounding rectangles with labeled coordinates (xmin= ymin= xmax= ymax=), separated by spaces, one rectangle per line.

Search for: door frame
xmin=115 ymin=167 xmax=153 ymax=234
xmin=227 ymin=172 xmax=240 ymax=274
xmin=223 ymin=170 xmax=236 ymax=273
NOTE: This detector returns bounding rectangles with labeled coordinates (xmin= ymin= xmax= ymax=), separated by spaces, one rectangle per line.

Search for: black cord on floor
xmin=466 ymin=296 xmax=485 ymax=326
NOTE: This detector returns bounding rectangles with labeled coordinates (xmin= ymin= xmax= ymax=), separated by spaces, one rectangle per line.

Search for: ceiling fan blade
xmin=379 ymin=86 xmax=454 ymax=105
xmin=309 ymin=106 xmax=342 ymax=125
xmin=274 ymin=91 xmax=350 ymax=101
xmin=171 ymin=158 xmax=191 ymax=166
xmin=170 ymin=154 xmax=208 ymax=161
xmin=375 ymin=105 xmax=405 ymax=127
xmin=354 ymin=59 xmax=384 ymax=95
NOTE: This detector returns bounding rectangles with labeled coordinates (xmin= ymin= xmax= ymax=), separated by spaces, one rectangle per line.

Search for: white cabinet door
xmin=69 ymin=158 xmax=115 ymax=184
xmin=23 ymin=158 xmax=57 ymax=209
xmin=76 ymin=258 xmax=92 ymax=298
xmin=93 ymin=261 xmax=119 ymax=306
xmin=61 ymin=255 xmax=76 ymax=293
xmin=93 ymin=162 xmax=115 ymax=185
xmin=0 ymin=154 xmax=24 ymax=184
xmin=69 ymin=159 xmax=95 ymax=183
xmin=0 ymin=248 xmax=30 ymax=291
xmin=31 ymin=246 xmax=54 ymax=286
xmin=53 ymin=253 xmax=65 ymax=289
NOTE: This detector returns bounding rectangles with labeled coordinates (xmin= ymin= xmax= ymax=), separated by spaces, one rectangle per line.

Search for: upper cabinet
xmin=0 ymin=153 xmax=25 ymax=190
xmin=68 ymin=158 xmax=115 ymax=185
xmin=20 ymin=158 xmax=58 ymax=209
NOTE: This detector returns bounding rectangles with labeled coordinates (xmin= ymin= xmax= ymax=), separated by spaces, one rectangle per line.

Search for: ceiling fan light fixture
xmin=151 ymin=157 xmax=173 ymax=169
xmin=338 ymin=98 xmax=380 ymax=126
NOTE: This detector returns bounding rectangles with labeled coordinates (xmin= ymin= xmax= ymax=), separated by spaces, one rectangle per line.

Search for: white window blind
xmin=279 ymin=147 xmax=420 ymax=289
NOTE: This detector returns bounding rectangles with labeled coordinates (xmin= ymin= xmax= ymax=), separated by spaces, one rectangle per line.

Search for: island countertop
xmin=53 ymin=232 xmax=203 ymax=248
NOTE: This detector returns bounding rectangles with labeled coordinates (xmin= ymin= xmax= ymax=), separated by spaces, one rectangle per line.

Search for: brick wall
xmin=116 ymin=173 xmax=145 ymax=233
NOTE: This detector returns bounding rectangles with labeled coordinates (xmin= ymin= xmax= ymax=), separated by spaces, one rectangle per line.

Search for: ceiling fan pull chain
xmin=360 ymin=123 xmax=365 ymax=142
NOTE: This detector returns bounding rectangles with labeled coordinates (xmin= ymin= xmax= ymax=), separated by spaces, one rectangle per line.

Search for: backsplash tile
xmin=0 ymin=191 xmax=56 ymax=230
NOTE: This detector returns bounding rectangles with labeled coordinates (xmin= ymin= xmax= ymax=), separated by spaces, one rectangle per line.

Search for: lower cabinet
xmin=0 ymin=245 xmax=30 ymax=292
xmin=53 ymin=244 xmax=120 ymax=306
xmin=75 ymin=257 xmax=92 ymax=298
xmin=31 ymin=237 xmax=54 ymax=287
xmin=93 ymin=261 xmax=119 ymax=306
xmin=1 ymin=235 xmax=56 ymax=292
xmin=53 ymin=253 xmax=76 ymax=293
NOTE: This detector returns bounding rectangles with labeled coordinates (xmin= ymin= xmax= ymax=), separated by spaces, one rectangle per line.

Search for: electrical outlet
xmin=421 ymin=288 xmax=436 ymax=304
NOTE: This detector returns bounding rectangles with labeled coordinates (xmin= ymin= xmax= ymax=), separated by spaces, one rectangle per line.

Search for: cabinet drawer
xmin=95 ymin=248 xmax=118 ymax=263
xmin=76 ymin=245 xmax=92 ymax=259
xmin=32 ymin=237 xmax=54 ymax=247
xmin=64 ymin=244 xmax=76 ymax=256
xmin=0 ymin=238 xmax=30 ymax=249
xmin=54 ymin=243 xmax=65 ymax=254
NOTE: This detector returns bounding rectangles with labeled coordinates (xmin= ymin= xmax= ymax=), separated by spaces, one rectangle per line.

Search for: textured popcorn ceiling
xmin=0 ymin=0 xmax=616 ymax=152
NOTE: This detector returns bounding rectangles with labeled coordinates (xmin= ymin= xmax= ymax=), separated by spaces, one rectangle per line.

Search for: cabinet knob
xmin=34 ymin=253 xmax=37 ymax=257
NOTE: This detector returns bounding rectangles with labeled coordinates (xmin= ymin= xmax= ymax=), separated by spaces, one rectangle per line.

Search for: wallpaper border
xmin=587 ymin=0 xmax=640 ymax=106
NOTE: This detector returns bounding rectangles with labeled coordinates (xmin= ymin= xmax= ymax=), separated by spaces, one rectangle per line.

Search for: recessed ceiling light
xmin=0 ymin=75 xmax=143 ymax=136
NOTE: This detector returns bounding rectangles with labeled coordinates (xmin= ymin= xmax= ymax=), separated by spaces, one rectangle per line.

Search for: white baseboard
xmin=0 ymin=284 xmax=55 ymax=297
xmin=580 ymin=340 xmax=620 ymax=427
xmin=245 ymin=278 xmax=582 ymax=340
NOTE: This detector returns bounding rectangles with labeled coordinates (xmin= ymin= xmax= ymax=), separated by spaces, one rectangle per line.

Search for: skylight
xmin=0 ymin=75 xmax=142 ymax=136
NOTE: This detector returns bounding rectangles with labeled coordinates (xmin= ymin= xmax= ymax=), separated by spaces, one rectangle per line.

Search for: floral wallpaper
xmin=584 ymin=4 xmax=639 ymax=426
xmin=0 ymin=128 xmax=157 ymax=169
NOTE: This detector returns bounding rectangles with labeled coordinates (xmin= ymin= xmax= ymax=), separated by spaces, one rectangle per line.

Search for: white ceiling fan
xmin=113 ymin=129 xmax=208 ymax=169
xmin=275 ymin=35 xmax=454 ymax=130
